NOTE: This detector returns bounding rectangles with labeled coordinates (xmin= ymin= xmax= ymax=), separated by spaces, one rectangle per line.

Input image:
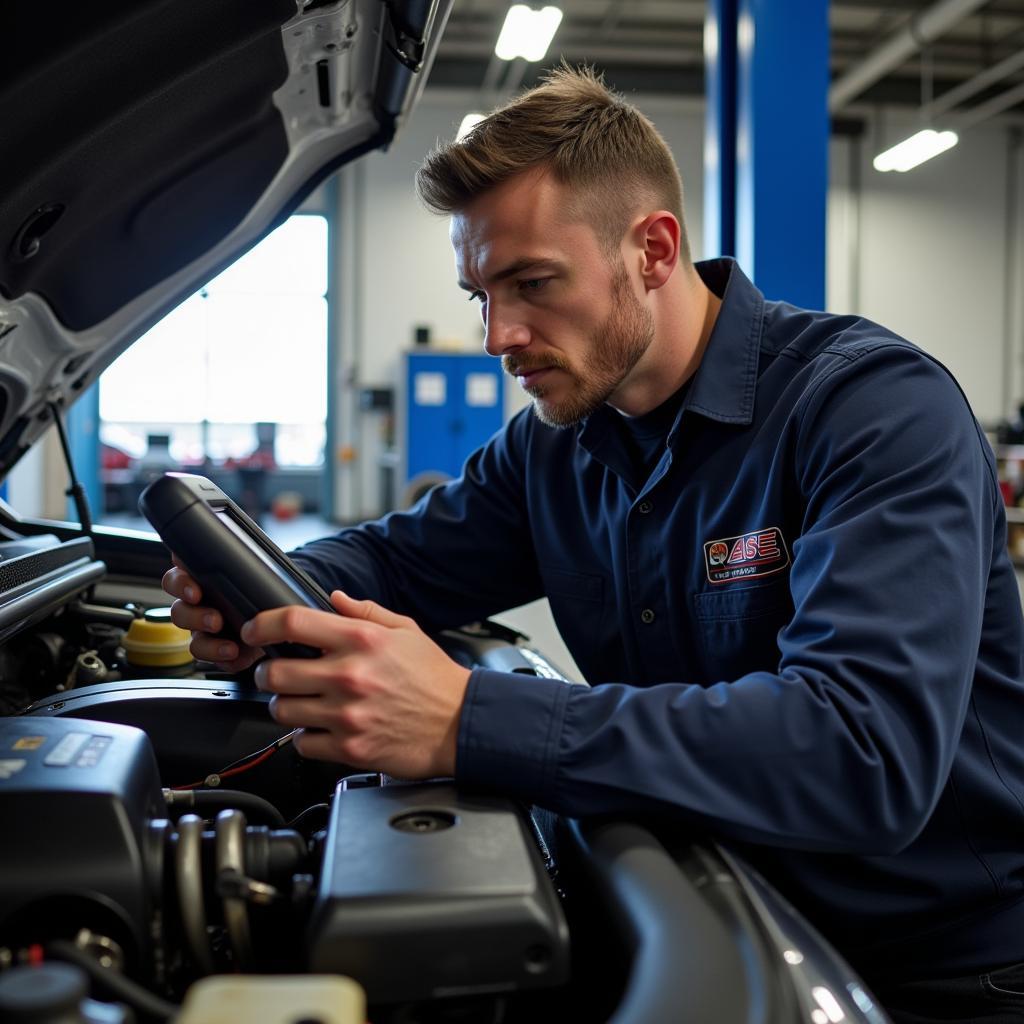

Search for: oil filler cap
xmin=123 ymin=609 xmax=193 ymax=668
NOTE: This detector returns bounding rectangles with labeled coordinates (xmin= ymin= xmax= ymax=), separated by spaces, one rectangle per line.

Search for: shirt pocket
xmin=693 ymin=580 xmax=792 ymax=682
xmin=541 ymin=566 xmax=604 ymax=604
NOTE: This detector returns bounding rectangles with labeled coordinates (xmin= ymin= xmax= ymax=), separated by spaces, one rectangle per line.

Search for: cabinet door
xmin=453 ymin=356 xmax=504 ymax=468
xmin=405 ymin=354 xmax=504 ymax=482
xmin=406 ymin=354 xmax=457 ymax=481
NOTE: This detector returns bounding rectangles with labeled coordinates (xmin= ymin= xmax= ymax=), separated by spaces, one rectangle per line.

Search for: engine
xmin=0 ymin=716 xmax=569 ymax=1023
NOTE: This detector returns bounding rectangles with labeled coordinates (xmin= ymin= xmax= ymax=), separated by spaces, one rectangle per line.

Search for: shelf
xmin=1005 ymin=507 xmax=1024 ymax=524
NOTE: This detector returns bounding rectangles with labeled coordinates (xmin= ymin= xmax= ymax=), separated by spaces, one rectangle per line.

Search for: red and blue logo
xmin=703 ymin=527 xmax=790 ymax=584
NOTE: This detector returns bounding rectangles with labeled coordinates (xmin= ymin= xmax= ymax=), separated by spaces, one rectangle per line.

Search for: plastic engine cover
xmin=0 ymin=717 xmax=164 ymax=959
xmin=307 ymin=782 xmax=569 ymax=1004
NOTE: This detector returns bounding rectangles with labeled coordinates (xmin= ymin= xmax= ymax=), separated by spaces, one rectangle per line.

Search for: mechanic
xmin=165 ymin=68 xmax=1024 ymax=1023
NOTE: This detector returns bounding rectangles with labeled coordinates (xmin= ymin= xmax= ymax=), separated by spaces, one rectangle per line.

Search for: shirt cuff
xmin=455 ymin=667 xmax=572 ymax=803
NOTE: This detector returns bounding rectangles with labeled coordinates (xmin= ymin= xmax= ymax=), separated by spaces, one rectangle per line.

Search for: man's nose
xmin=482 ymin=305 xmax=530 ymax=357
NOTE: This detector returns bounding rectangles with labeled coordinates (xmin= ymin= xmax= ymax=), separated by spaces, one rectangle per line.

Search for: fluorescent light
xmin=811 ymin=987 xmax=846 ymax=1024
xmin=456 ymin=113 xmax=486 ymax=141
xmin=495 ymin=5 xmax=563 ymax=62
xmin=873 ymin=129 xmax=958 ymax=173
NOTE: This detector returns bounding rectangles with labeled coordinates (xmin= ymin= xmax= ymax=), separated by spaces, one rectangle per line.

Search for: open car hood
xmin=0 ymin=0 xmax=451 ymax=481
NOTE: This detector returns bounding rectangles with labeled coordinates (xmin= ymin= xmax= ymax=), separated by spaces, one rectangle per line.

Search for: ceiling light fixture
xmin=456 ymin=113 xmax=486 ymax=141
xmin=495 ymin=5 xmax=563 ymax=62
xmin=872 ymin=128 xmax=959 ymax=172
xmin=873 ymin=44 xmax=958 ymax=174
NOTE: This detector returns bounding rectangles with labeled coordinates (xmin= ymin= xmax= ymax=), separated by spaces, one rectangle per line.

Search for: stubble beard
xmin=506 ymin=262 xmax=655 ymax=429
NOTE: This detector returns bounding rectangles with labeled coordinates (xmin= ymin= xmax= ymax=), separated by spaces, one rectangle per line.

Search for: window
xmin=99 ymin=215 xmax=329 ymax=469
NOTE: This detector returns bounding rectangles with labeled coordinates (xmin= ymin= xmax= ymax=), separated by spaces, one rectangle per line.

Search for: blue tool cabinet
xmin=399 ymin=351 xmax=504 ymax=505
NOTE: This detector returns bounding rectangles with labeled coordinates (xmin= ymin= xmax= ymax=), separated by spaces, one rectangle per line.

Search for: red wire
xmin=171 ymin=743 xmax=280 ymax=791
xmin=216 ymin=746 xmax=278 ymax=779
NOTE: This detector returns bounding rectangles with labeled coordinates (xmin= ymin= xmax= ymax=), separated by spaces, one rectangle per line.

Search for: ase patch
xmin=704 ymin=527 xmax=790 ymax=584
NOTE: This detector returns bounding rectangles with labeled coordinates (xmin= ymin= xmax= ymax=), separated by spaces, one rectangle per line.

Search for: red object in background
xmin=101 ymin=442 xmax=133 ymax=470
xmin=238 ymin=448 xmax=276 ymax=470
xmin=1000 ymin=479 xmax=1014 ymax=506
xmin=271 ymin=491 xmax=303 ymax=521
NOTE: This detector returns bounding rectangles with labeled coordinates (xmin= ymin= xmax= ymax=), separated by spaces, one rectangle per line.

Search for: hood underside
xmin=0 ymin=0 xmax=450 ymax=480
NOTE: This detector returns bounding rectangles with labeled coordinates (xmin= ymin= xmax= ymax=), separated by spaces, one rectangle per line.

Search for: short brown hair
xmin=415 ymin=65 xmax=690 ymax=262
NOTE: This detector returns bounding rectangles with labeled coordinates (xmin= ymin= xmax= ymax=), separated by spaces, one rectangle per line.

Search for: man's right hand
xmin=163 ymin=559 xmax=265 ymax=672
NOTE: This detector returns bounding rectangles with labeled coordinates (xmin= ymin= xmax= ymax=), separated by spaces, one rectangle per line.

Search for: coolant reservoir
xmin=176 ymin=976 xmax=365 ymax=1024
xmin=122 ymin=607 xmax=193 ymax=669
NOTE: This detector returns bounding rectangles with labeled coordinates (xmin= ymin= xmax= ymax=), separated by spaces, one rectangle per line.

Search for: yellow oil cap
xmin=123 ymin=609 xmax=193 ymax=667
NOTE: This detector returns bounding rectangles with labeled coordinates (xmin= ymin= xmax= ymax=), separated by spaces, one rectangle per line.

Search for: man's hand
xmin=163 ymin=560 xmax=265 ymax=673
xmin=243 ymin=591 xmax=471 ymax=779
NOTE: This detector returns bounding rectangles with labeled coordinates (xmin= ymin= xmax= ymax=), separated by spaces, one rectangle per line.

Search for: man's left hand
xmin=243 ymin=591 xmax=471 ymax=779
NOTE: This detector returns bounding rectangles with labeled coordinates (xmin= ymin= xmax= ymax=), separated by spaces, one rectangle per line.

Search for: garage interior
xmin=7 ymin=0 xmax=1024 ymax=674
xmin=3 ymin=3 xmax=1024 ymax=1022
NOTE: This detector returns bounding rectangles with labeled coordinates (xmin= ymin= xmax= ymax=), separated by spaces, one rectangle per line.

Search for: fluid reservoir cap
xmin=0 ymin=963 xmax=88 ymax=1023
xmin=123 ymin=616 xmax=193 ymax=667
xmin=144 ymin=606 xmax=174 ymax=623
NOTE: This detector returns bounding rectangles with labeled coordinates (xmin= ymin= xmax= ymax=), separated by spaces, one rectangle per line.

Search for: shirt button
xmin=641 ymin=608 xmax=655 ymax=624
xmin=638 ymin=500 xmax=653 ymax=514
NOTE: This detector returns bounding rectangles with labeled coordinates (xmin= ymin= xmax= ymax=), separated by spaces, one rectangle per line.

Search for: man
xmin=165 ymin=68 xmax=1024 ymax=1021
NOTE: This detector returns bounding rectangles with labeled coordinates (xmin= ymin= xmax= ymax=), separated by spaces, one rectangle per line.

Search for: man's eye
xmin=467 ymin=290 xmax=486 ymax=303
xmin=520 ymin=278 xmax=549 ymax=293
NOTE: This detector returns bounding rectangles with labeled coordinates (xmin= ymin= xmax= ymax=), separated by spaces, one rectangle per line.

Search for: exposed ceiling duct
xmin=828 ymin=0 xmax=992 ymax=112
xmin=425 ymin=1 xmax=1024 ymax=122
xmin=957 ymin=75 xmax=1024 ymax=128
xmin=923 ymin=46 xmax=1024 ymax=119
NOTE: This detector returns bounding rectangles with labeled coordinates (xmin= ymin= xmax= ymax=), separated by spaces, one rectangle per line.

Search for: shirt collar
xmin=577 ymin=257 xmax=765 ymax=458
xmin=681 ymin=257 xmax=764 ymax=428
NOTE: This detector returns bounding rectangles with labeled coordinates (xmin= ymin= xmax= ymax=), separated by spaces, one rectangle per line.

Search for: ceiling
xmin=426 ymin=0 xmax=1024 ymax=131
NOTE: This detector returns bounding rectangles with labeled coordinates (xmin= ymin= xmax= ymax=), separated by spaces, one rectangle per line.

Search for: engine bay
xmin=0 ymin=532 xmax=601 ymax=1022
xmin=0 ymin=715 xmax=573 ymax=1023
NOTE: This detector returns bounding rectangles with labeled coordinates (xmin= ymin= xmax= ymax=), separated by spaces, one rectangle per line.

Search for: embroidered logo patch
xmin=703 ymin=527 xmax=790 ymax=584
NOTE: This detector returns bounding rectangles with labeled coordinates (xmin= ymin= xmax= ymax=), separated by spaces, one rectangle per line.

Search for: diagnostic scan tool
xmin=139 ymin=472 xmax=333 ymax=659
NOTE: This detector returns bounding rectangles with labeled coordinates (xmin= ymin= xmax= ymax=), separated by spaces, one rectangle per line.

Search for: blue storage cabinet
xmin=399 ymin=351 xmax=504 ymax=505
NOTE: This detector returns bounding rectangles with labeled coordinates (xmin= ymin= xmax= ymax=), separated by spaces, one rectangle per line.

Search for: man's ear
xmin=632 ymin=211 xmax=681 ymax=292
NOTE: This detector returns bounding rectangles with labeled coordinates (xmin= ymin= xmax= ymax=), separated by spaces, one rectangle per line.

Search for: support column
xmin=703 ymin=0 xmax=738 ymax=259
xmin=706 ymin=0 xmax=829 ymax=310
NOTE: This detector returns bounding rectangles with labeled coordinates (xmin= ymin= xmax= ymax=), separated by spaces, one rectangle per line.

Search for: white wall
xmin=829 ymin=117 xmax=1024 ymax=425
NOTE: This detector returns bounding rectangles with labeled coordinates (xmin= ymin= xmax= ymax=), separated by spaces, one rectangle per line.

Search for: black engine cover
xmin=0 ymin=717 xmax=163 ymax=962
xmin=308 ymin=781 xmax=570 ymax=1004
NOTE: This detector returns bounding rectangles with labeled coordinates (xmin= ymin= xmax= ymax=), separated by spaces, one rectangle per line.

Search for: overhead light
xmin=456 ymin=113 xmax=486 ymax=141
xmin=873 ymin=128 xmax=958 ymax=172
xmin=495 ymin=5 xmax=563 ymax=62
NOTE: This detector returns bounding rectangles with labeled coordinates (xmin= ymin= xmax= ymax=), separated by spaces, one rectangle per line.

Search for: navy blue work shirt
xmin=293 ymin=258 xmax=1024 ymax=983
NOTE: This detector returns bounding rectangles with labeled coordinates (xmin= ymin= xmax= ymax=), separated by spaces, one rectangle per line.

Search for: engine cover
xmin=0 ymin=717 xmax=163 ymax=961
xmin=308 ymin=781 xmax=570 ymax=1004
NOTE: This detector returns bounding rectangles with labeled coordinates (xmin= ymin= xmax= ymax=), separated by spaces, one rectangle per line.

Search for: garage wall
xmin=338 ymin=96 xmax=1024 ymax=522
xmin=828 ymin=117 xmax=1024 ymax=426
